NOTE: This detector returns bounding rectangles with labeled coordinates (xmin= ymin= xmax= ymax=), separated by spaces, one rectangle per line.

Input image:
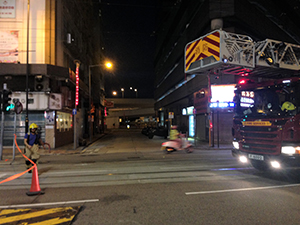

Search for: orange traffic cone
xmin=26 ymin=166 xmax=45 ymax=196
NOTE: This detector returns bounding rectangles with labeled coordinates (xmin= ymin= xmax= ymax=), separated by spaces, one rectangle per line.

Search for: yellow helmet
xmin=29 ymin=123 xmax=38 ymax=129
xmin=281 ymin=102 xmax=296 ymax=111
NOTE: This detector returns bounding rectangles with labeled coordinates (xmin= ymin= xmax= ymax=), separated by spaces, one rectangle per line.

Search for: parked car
xmin=148 ymin=126 xmax=168 ymax=139
xmin=141 ymin=126 xmax=152 ymax=136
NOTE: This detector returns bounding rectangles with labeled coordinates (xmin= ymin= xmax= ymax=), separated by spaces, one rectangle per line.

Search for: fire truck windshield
xmin=234 ymin=81 xmax=300 ymax=118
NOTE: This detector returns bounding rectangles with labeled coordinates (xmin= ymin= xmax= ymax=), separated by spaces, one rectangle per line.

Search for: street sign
xmin=72 ymin=108 xmax=77 ymax=115
xmin=168 ymin=112 xmax=174 ymax=119
xmin=14 ymin=101 xmax=23 ymax=114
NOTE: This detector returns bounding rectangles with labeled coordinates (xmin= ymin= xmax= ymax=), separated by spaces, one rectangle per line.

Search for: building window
xmin=56 ymin=111 xmax=72 ymax=131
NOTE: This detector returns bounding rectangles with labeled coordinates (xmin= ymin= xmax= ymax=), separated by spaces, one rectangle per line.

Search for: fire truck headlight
xmin=281 ymin=146 xmax=296 ymax=155
xmin=270 ymin=161 xmax=281 ymax=169
xmin=232 ymin=141 xmax=239 ymax=149
xmin=239 ymin=156 xmax=248 ymax=163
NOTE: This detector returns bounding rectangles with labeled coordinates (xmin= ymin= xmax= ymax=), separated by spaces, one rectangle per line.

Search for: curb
xmin=1 ymin=133 xmax=107 ymax=157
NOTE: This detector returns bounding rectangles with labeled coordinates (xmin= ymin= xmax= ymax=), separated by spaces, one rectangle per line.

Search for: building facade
xmin=154 ymin=0 xmax=300 ymax=145
xmin=0 ymin=0 xmax=105 ymax=148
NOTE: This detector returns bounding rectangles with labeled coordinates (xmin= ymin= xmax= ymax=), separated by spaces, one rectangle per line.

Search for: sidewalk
xmin=194 ymin=144 xmax=232 ymax=151
xmin=190 ymin=139 xmax=232 ymax=151
xmin=41 ymin=132 xmax=107 ymax=155
xmin=0 ymin=132 xmax=107 ymax=158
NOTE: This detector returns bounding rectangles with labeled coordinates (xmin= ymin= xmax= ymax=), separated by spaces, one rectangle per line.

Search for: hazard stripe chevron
xmin=0 ymin=206 xmax=81 ymax=225
xmin=185 ymin=31 xmax=220 ymax=72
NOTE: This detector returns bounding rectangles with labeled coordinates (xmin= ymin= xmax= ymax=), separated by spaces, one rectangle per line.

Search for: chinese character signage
xmin=49 ymin=93 xmax=62 ymax=110
xmin=0 ymin=30 xmax=18 ymax=63
xmin=75 ymin=63 xmax=80 ymax=106
xmin=0 ymin=0 xmax=15 ymax=18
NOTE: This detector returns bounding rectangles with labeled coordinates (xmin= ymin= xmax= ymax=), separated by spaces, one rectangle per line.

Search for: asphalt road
xmin=1 ymin=129 xmax=300 ymax=224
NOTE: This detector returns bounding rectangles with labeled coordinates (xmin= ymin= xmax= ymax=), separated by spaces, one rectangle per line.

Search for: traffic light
xmin=2 ymin=89 xmax=12 ymax=113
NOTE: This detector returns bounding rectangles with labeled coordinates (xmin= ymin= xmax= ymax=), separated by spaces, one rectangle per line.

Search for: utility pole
xmin=25 ymin=0 xmax=30 ymax=134
xmin=0 ymin=88 xmax=3 ymax=161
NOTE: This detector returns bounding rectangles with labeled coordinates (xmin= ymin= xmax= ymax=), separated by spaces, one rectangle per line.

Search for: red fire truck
xmin=184 ymin=30 xmax=300 ymax=170
xmin=232 ymin=77 xmax=300 ymax=170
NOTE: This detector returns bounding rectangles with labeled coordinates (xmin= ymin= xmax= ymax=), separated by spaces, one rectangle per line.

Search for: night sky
xmin=101 ymin=0 xmax=157 ymax=98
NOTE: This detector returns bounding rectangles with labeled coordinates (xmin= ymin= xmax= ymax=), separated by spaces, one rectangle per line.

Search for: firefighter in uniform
xmin=24 ymin=123 xmax=44 ymax=173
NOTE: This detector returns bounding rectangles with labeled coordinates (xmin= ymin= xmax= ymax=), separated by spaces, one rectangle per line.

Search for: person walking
xmin=24 ymin=123 xmax=44 ymax=173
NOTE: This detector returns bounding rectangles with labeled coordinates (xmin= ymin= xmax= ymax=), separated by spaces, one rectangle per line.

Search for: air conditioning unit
xmin=34 ymin=75 xmax=49 ymax=91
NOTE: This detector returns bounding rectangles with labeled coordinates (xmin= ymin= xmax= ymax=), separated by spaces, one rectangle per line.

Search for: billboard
xmin=0 ymin=0 xmax=15 ymax=18
xmin=0 ymin=30 xmax=18 ymax=63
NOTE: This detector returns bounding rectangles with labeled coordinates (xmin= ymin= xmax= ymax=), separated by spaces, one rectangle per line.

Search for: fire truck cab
xmin=232 ymin=77 xmax=300 ymax=170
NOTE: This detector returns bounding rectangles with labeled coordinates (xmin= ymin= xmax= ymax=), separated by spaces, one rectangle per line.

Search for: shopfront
xmin=182 ymin=106 xmax=195 ymax=137
xmin=54 ymin=111 xmax=73 ymax=148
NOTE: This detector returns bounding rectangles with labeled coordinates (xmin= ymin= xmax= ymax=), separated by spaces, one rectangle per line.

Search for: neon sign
xmin=75 ymin=65 xmax=79 ymax=106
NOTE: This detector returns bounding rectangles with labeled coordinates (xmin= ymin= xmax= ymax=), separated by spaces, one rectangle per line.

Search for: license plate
xmin=248 ymin=154 xmax=264 ymax=161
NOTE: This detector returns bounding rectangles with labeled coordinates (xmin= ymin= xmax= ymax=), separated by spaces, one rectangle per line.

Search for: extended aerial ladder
xmin=185 ymin=30 xmax=300 ymax=78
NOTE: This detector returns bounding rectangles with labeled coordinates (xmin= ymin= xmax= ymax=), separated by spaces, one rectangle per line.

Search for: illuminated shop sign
xmin=210 ymin=84 xmax=235 ymax=108
xmin=187 ymin=106 xmax=194 ymax=115
xmin=189 ymin=115 xmax=195 ymax=137
xmin=210 ymin=102 xmax=235 ymax=108
xmin=182 ymin=106 xmax=194 ymax=115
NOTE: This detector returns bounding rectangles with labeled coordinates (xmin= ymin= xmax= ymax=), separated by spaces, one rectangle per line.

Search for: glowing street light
xmin=88 ymin=61 xmax=113 ymax=143
xmin=134 ymin=88 xmax=138 ymax=98
xmin=112 ymin=91 xmax=117 ymax=96
xmin=121 ymin=88 xmax=124 ymax=98
xmin=105 ymin=61 xmax=113 ymax=69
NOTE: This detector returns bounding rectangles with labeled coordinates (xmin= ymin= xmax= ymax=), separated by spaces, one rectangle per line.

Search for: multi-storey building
xmin=0 ymin=0 xmax=105 ymax=148
xmin=154 ymin=0 xmax=300 ymax=145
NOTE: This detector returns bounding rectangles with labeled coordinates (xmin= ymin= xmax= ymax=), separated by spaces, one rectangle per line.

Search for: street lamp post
xmin=88 ymin=65 xmax=97 ymax=144
xmin=25 ymin=0 xmax=30 ymax=134
xmin=121 ymin=88 xmax=124 ymax=98
xmin=88 ymin=62 xmax=113 ymax=144
xmin=134 ymin=88 xmax=138 ymax=98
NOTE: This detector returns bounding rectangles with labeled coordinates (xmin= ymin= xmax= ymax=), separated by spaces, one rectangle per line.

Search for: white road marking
xmin=0 ymin=199 xmax=99 ymax=209
xmin=185 ymin=183 xmax=300 ymax=195
xmin=159 ymin=165 xmax=237 ymax=170
xmin=47 ymin=170 xmax=117 ymax=175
